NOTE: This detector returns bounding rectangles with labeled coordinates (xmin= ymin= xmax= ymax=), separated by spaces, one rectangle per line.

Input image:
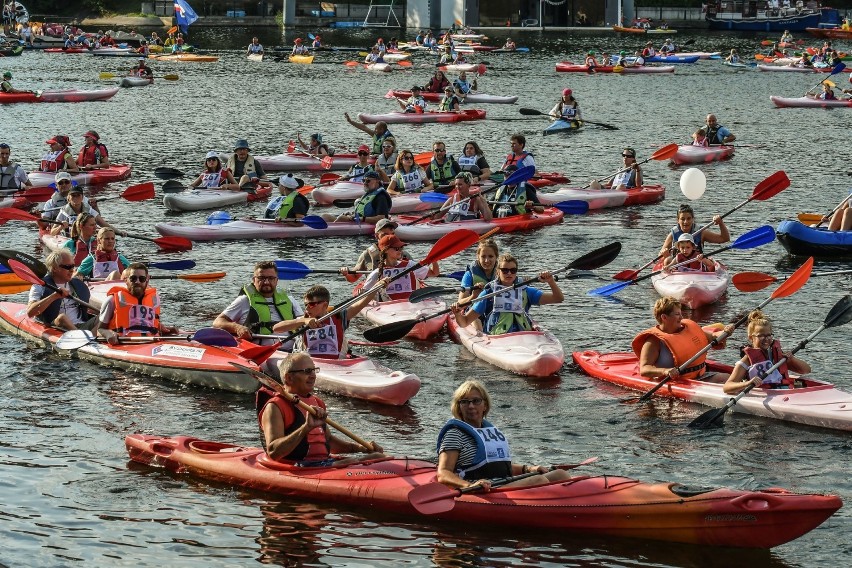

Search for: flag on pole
xmin=174 ymin=0 xmax=198 ymax=34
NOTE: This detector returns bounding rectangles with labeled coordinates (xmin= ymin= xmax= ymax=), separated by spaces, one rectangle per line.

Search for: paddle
xmin=55 ymin=327 xmax=238 ymax=351
xmin=581 ymin=144 xmax=678 ymax=193
xmin=590 ymin=225 xmax=776 ymax=297
xmin=612 ymin=171 xmax=790 ymax=282
xmin=733 ymin=267 xmax=852 ymax=293
xmin=797 ymin=191 xmax=851 ymax=228
xmin=364 ymin=242 xmax=622 ymax=343
xmin=205 ymin=211 xmax=329 ymax=230
xmin=631 ymin=257 xmax=813 ymax=404
xmin=409 ymin=269 xmax=598 ymax=303
xmin=518 ymin=108 xmax=618 ymax=130
xmin=231 ymin=362 xmax=377 ymax=450
xmin=0 ymin=273 xmax=36 ymax=294
xmin=0 ymin=249 xmax=48 ymax=276
xmin=405 ymin=166 xmax=535 ymax=226
xmin=99 ymin=72 xmax=179 ymax=80
xmin=408 ymin=457 xmax=599 ymax=515
xmin=154 ymin=167 xmax=184 ymax=179
xmin=803 ymin=62 xmax=845 ymax=95
xmin=688 ymin=293 xmax=852 ymax=429
xmin=15 ymin=186 xmax=56 ymax=202
xmin=91 ymin=182 xmax=155 ymax=202
xmin=275 ymin=260 xmax=369 ymax=280
xmin=6 ymin=259 xmax=99 ymax=311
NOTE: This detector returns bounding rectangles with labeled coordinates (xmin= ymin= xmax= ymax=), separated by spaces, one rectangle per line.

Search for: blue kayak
xmin=776 ymin=220 xmax=852 ymax=258
xmin=644 ymin=54 xmax=700 ymax=64
xmin=544 ymin=119 xmax=583 ymax=136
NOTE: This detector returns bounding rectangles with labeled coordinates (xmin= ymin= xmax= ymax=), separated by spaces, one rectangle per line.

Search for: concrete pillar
xmin=282 ymin=0 xmax=295 ymax=26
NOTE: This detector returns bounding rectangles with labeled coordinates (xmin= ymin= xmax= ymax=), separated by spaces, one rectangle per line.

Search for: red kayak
xmin=44 ymin=47 xmax=90 ymax=53
xmin=125 ymin=434 xmax=842 ymax=549
xmin=670 ymin=145 xmax=735 ymax=166
xmin=356 ymin=109 xmax=486 ymax=125
xmin=556 ymin=62 xmax=675 ymax=73
xmin=0 ymin=88 xmax=119 ymax=105
xmin=27 ymin=164 xmax=131 ymax=187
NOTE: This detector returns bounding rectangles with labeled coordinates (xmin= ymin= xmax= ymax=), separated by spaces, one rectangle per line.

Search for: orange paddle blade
xmin=413 ymin=152 xmax=432 ymax=166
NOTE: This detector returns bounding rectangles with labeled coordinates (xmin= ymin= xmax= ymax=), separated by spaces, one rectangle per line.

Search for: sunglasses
xmin=206 ymin=157 xmax=218 ymax=162
xmin=498 ymin=266 xmax=518 ymax=274
xmin=357 ymin=151 xmax=368 ymax=156
xmin=402 ymin=155 xmax=414 ymax=160
xmin=57 ymin=180 xmax=71 ymax=185
xmin=291 ymin=367 xmax=319 ymax=375
xmin=434 ymin=148 xmax=446 ymax=153
xmin=127 ymin=275 xmax=148 ymax=283
xmin=59 ymin=263 xmax=75 ymax=270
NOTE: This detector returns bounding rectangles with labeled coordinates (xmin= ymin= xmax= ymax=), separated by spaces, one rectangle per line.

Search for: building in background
xmin=406 ymin=0 xmax=609 ymax=29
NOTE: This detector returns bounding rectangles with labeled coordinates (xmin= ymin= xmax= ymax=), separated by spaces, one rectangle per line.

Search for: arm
xmin=659 ymin=233 xmax=674 ymax=258
xmin=450 ymin=298 xmax=483 ymax=328
xmin=27 ymin=287 xmax=67 ymax=318
xmin=638 ymin=337 xmax=678 ymax=379
xmin=536 ymin=272 xmax=564 ymax=305
xmin=344 ymin=112 xmax=373 ymax=135
xmin=701 ymin=215 xmax=730 ymax=244
xmin=473 ymin=194 xmax=492 ymax=222
xmin=419 ymin=171 xmax=434 ymax=193
xmin=723 ymin=358 xmax=757 ymax=394
xmin=261 ymin=403 xmax=326 ymax=461
xmin=270 ymin=315 xmax=318 ymax=334
xmin=633 ymin=165 xmax=643 ymax=187
xmin=64 ymin=153 xmax=80 ymax=172
xmin=189 ymin=174 xmax=203 ymax=188
xmin=437 ymin=449 xmax=490 ymax=491
xmin=212 ymin=313 xmax=253 ymax=340
xmin=345 ymin=277 xmax=389 ymax=319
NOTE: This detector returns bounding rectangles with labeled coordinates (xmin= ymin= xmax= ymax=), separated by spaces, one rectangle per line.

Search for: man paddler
xmin=633 ymin=297 xmax=733 ymax=383
xmin=265 ymin=174 xmax=310 ymax=221
xmin=343 ymin=113 xmax=395 ymax=156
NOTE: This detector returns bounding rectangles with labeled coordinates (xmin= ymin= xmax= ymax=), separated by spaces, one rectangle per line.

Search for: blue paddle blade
xmin=146 ymin=259 xmax=196 ymax=271
xmin=731 ymin=225 xmax=775 ymax=249
xmin=0 ymin=265 xmax=8 ymax=275
xmin=300 ymin=215 xmax=329 ymax=229
xmin=275 ymin=259 xmax=312 ymax=280
xmin=588 ymin=278 xmax=633 ymax=297
xmin=206 ymin=210 xmax=232 ymax=225
xmin=552 ymin=200 xmax=590 ymax=215
xmin=439 ymin=271 xmax=465 ymax=280
xmin=831 ymin=62 xmax=846 ymax=75
xmin=419 ymin=192 xmax=449 ymax=203
xmin=191 ymin=327 xmax=239 ymax=347
xmin=504 ymin=165 xmax=536 ymax=186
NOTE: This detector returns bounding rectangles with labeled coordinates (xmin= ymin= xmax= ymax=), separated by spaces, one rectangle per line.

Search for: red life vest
xmin=502 ymin=150 xmax=530 ymax=170
xmin=40 ymin=150 xmax=69 ymax=172
xmin=303 ymin=313 xmax=346 ymax=359
xmin=106 ymin=286 xmax=161 ymax=336
xmin=382 ymin=259 xmax=419 ymax=300
xmin=77 ymin=143 xmax=108 ymax=167
xmin=743 ymin=340 xmax=792 ymax=388
xmin=674 ymin=251 xmax=709 ymax=272
xmin=92 ymin=249 xmax=126 ymax=278
xmin=72 ymin=237 xmax=95 ymax=266
xmin=631 ymin=319 xmax=718 ymax=381
xmin=257 ymin=391 xmax=330 ymax=462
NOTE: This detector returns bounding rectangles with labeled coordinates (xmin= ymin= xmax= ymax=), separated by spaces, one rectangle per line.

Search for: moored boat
xmin=360 ymin=298 xmax=447 ymax=340
xmin=447 ymin=316 xmax=564 ymax=377
xmin=670 ymin=145 xmax=735 ymax=166
xmin=650 ymin=260 xmax=731 ymax=308
xmin=776 ymin=220 xmax=852 ymax=257
xmin=705 ymin=1 xmax=836 ymax=31
xmin=387 ymin=90 xmax=518 ymax=104
xmin=356 ymin=109 xmax=486 ymax=125
xmin=162 ymin=186 xmax=273 ymax=212
xmin=770 ymin=96 xmax=852 ymax=109
xmin=27 ymin=164 xmax=132 ymax=187
xmin=573 ymin=350 xmax=852 ymax=431
xmin=155 ymin=219 xmax=375 ymax=241
xmin=254 ymin=152 xmax=358 ymax=172
xmin=393 ymin=208 xmax=564 ymax=242
xmin=125 ymin=433 xmax=843 ymax=548
xmin=537 ymin=184 xmax=666 ymax=210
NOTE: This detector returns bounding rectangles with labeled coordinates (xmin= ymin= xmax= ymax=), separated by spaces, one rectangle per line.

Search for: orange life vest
xmin=106 ymin=286 xmax=161 ymax=336
xmin=631 ymin=319 xmax=716 ymax=381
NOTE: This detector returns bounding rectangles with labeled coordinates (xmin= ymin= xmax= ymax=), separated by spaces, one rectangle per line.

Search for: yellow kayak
xmin=289 ymin=54 xmax=314 ymax=64
xmin=149 ymin=53 xmax=218 ymax=63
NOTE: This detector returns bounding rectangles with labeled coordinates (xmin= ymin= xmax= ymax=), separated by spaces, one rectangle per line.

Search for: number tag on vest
xmin=748 ymin=361 xmax=783 ymax=385
xmin=496 ymin=288 xmax=525 ymax=314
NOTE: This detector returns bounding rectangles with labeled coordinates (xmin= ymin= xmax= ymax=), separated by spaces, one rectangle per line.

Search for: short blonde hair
xmin=653 ymin=297 xmax=681 ymax=323
xmin=450 ymin=379 xmax=491 ymax=420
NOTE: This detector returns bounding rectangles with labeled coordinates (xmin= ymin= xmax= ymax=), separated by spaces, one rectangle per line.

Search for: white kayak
xmin=438 ymin=63 xmax=481 ymax=73
xmin=119 ymin=76 xmax=153 ymax=88
xmin=675 ymin=51 xmax=721 ymax=59
xmin=162 ymin=186 xmax=273 ymax=212
xmin=155 ymin=219 xmax=374 ymax=241
xmin=263 ymin=352 xmax=420 ymax=406
xmin=311 ymin=182 xmax=437 ymax=214
xmin=247 ymin=53 xmax=264 ymax=62
xmin=537 ymin=184 xmax=666 ymax=210
xmin=255 ymin=153 xmax=358 ymax=172
xmin=387 ymin=89 xmax=518 ymax=104
xmin=757 ymin=64 xmax=828 ymax=73
xmin=770 ymin=96 xmax=852 ymax=109
xmin=394 ymin=208 xmax=564 ymax=242
xmin=670 ymin=144 xmax=735 ymax=166
xmin=27 ymin=164 xmax=132 ymax=187
xmin=381 ymin=53 xmax=410 ymax=63
xmin=361 ymin=298 xmax=448 ymax=340
xmin=447 ymin=316 xmax=565 ymax=377
xmin=91 ymin=47 xmax=137 ymax=57
xmin=366 ymin=62 xmax=392 ymax=73
xmin=651 ymin=261 xmax=730 ymax=309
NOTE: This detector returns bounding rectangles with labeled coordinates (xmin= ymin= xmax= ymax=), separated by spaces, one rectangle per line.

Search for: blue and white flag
xmin=174 ymin=0 xmax=198 ymax=34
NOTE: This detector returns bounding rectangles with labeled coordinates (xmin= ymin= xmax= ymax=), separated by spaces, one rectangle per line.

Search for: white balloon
xmin=680 ymin=168 xmax=706 ymax=200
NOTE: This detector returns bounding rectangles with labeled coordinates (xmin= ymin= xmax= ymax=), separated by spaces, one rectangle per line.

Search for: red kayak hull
xmin=0 ymin=88 xmax=119 ymax=105
xmin=555 ymin=62 xmax=675 ymax=73
xmin=125 ymin=434 xmax=842 ymax=549
xmin=357 ymin=109 xmax=486 ymax=124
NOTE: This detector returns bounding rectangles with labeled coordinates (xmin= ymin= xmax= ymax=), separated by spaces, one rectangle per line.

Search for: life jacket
xmin=428 ymin=157 xmax=458 ymax=186
xmin=375 ymin=153 xmax=396 ymax=174
xmin=36 ymin=274 xmax=91 ymax=325
xmin=438 ymin=94 xmax=461 ymax=111
xmin=248 ymin=43 xmax=263 ymax=54
xmin=354 ymin=187 xmax=388 ymax=219
xmin=226 ymin=154 xmax=258 ymax=178
xmin=296 ymin=313 xmax=347 ymax=359
xmin=457 ymin=155 xmax=479 ymax=170
xmin=465 ymin=262 xmax=494 ymax=287
xmin=40 ymin=149 xmax=69 ymax=172
xmin=72 ymin=237 xmax=96 ymax=266
xmin=403 ymin=96 xmax=426 ymax=113
xmin=270 ymin=191 xmax=300 ymax=220
xmin=743 ymin=340 xmax=792 ymax=387
xmin=493 ymin=185 xmax=527 ymax=217
xmin=424 ymin=76 xmax=449 ymax=93
xmin=370 ymin=131 xmax=394 ymax=154
xmin=391 ymin=168 xmax=426 ymax=193
xmin=199 ymin=168 xmax=229 ymax=189
xmin=692 ymin=138 xmax=709 ymax=147
xmin=670 ymin=224 xmax=704 ymax=253
xmin=445 ymin=194 xmax=477 ymax=222
xmin=77 ymin=143 xmax=108 ymax=167
xmin=631 ymin=319 xmax=714 ymax=381
xmin=610 ymin=167 xmax=637 ymax=189
xmin=106 ymin=286 xmax=161 ymax=336
xmin=0 ymin=161 xmax=24 ymax=190
xmin=674 ymin=251 xmax=711 ymax=272
xmin=436 ymin=419 xmax=512 ymax=480
xmin=502 ymin=150 xmax=531 ymax=171
xmin=347 ymin=163 xmax=375 ymax=182
xmin=454 ymin=79 xmax=473 ymax=94
xmin=381 ymin=260 xmax=419 ymax=300
xmin=482 ymin=280 xmax=533 ymax=335
xmin=557 ymin=101 xmax=579 ymax=120
xmin=256 ymin=389 xmax=330 ymax=460
xmin=240 ymin=283 xmax=295 ymax=335
xmin=91 ymin=249 xmax=126 ymax=279
xmin=705 ymin=125 xmax=725 ymax=145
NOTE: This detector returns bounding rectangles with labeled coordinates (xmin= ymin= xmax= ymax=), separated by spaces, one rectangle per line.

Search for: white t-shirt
xmin=29 ymin=281 xmax=85 ymax=325
xmin=219 ymin=293 xmax=304 ymax=347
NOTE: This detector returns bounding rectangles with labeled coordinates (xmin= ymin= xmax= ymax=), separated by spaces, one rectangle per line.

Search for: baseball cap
xmin=68 ymin=184 xmax=84 ymax=194
xmin=562 ymin=88 xmax=572 ymax=96
xmin=83 ymin=130 xmax=99 ymax=141
xmin=374 ymin=218 xmax=398 ymax=233
xmin=2 ymin=71 xmax=11 ymax=78
xmin=378 ymin=234 xmax=406 ymax=251
xmin=205 ymin=150 xmax=220 ymax=160
xmin=362 ymin=170 xmax=381 ymax=181
xmin=54 ymin=171 xmax=72 ymax=183
xmin=677 ymin=233 xmax=695 ymax=244
xmin=411 ymin=85 xmax=422 ymax=91
xmin=357 ymin=144 xmax=370 ymax=153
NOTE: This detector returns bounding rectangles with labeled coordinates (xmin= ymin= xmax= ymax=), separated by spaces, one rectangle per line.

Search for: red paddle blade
xmin=731 ymin=272 xmax=777 ymax=292
xmin=320 ymin=156 xmax=333 ymax=170
xmin=20 ymin=186 xmax=56 ymax=202
xmin=122 ymin=181 xmax=156 ymax=202
xmin=651 ymin=143 xmax=679 ymax=161
xmin=477 ymin=63 xmax=487 ymax=75
xmin=422 ymin=229 xmax=480 ymax=264
xmin=298 ymin=184 xmax=314 ymax=196
xmin=413 ymin=152 xmax=432 ymax=167
xmin=772 ymin=257 xmax=813 ymax=298
xmin=7 ymin=259 xmax=44 ymax=286
xmin=240 ymin=341 xmax=282 ymax=364
xmin=320 ymin=173 xmax=340 ymax=184
xmin=752 ymin=170 xmax=790 ymax=200
xmin=408 ymin=483 xmax=461 ymax=515
xmin=612 ymin=269 xmax=639 ymax=281
xmin=0 ymin=208 xmax=39 ymax=222
xmin=155 ymin=236 xmax=193 ymax=251
xmin=396 ymin=60 xmax=412 ymax=67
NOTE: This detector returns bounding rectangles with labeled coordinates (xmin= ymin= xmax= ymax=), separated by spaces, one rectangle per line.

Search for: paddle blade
xmin=439 ymin=271 xmax=465 ymax=280
xmin=825 ymin=294 xmax=852 ymax=328
xmin=689 ymin=407 xmax=727 ymax=429
xmin=99 ymin=72 xmax=116 ymax=79
xmin=177 ymin=271 xmax=226 ymax=282
xmin=413 ymin=152 xmax=432 ymax=167
xmin=396 ymin=60 xmax=412 ymax=67
xmin=20 ymin=187 xmax=56 ymax=202
xmin=162 ymin=180 xmax=185 ymax=192
xmin=729 ymin=225 xmax=775 ymax=250
xmin=146 ymin=259 xmax=196 ymax=271
xmin=0 ymin=208 xmax=39 ymax=222
xmin=56 ymin=329 xmax=97 ymax=351
xmin=551 ymin=200 xmax=589 ymax=215
xmin=519 ymin=108 xmax=544 ymax=116
xmin=732 ymin=272 xmax=777 ymax=292
xmin=423 ymin=229 xmax=480 ymax=264
xmin=275 ymin=259 xmax=311 ymax=280
xmin=771 ymin=257 xmax=813 ymax=298
xmin=300 ymin=215 xmax=329 ymax=229
xmin=503 ymin=165 xmax=536 ymax=186
xmin=191 ymin=327 xmax=239 ymax=347
xmin=589 ymin=278 xmax=632 ymax=297
xmin=408 ymin=483 xmax=461 ymax=515
xmin=650 ymin=143 xmax=679 ymax=161
xmin=0 ymin=250 xmax=48 ymax=277
xmin=154 ymin=236 xmax=193 ymax=251
xmin=240 ymin=341 xmax=282 ymax=365
xmin=568 ymin=242 xmax=622 ymax=271
xmin=419 ymin=192 xmax=449 ymax=203
xmin=320 ymin=173 xmax=340 ymax=184
xmin=612 ymin=269 xmax=640 ymax=281
xmin=752 ymin=171 xmax=790 ymax=201
xmin=320 ymin=156 xmax=333 ymax=170
xmin=363 ymin=318 xmax=418 ymax=343
xmin=122 ymin=182 xmax=156 ymax=202
xmin=154 ymin=167 xmax=184 ymax=179
xmin=797 ymin=213 xmax=823 ymax=225
xmin=7 ymin=262 xmax=47 ymax=289
xmin=162 ymin=74 xmax=179 ymax=81
xmin=409 ymin=286 xmax=458 ymax=303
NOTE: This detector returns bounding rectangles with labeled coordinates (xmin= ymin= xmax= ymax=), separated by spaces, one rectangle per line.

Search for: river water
xmin=1 ymin=28 xmax=850 ymax=567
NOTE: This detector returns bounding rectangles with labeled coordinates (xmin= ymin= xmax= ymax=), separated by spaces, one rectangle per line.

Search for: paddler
xmin=458 ymin=141 xmax=491 ymax=182
xmin=129 ymin=57 xmax=153 ymax=79
xmin=374 ymin=139 xmax=397 ymax=178
xmin=228 ymin=139 xmax=272 ymax=189
xmin=291 ymin=37 xmax=309 ymax=56
xmin=451 ymin=253 xmax=563 ymax=334
xmin=634 ymin=297 xmax=733 ymax=383
xmin=247 ymin=36 xmax=264 ymax=56
xmin=432 ymin=172 xmax=491 ymax=223
xmin=212 ymin=261 xmax=314 ymax=347
xmin=326 ymin=170 xmax=392 ymax=224
xmin=437 ymin=85 xmax=462 ymax=112
xmin=387 ymin=150 xmax=433 ymax=195
xmin=311 ymin=35 xmax=321 ymax=48
xmin=491 ymin=165 xmax=543 ymax=218
xmin=27 ymin=250 xmax=97 ymax=331
xmin=61 ymin=213 xmax=98 ymax=266
xmin=339 ymin=219 xmax=412 ymax=283
xmin=663 ymin=233 xmax=714 ymax=273
xmin=96 ymin=263 xmax=179 ymax=343
xmin=41 ymin=172 xmax=95 ymax=224
xmin=453 ymin=71 xmax=477 ymax=96
xmin=1 ymin=71 xmax=35 ymax=95
xmin=659 ymin=203 xmax=729 ymax=259
xmin=704 ymin=114 xmax=736 ymax=144
xmin=51 ymin=187 xmax=109 ymax=236
xmin=502 ymin=38 xmax=516 ymax=51
xmin=265 ymin=174 xmax=310 ymax=222
xmin=40 ymin=135 xmax=79 ymax=173
xmin=549 ymin=88 xmax=582 ymax=127
xmin=642 ymin=41 xmax=656 ymax=58
xmin=723 ymin=310 xmax=811 ymax=394
xmin=424 ymin=69 xmax=450 ymax=93
xmin=458 ymin=239 xmax=499 ymax=304
xmin=500 ymin=133 xmax=536 ymax=174
xmin=77 ymin=131 xmax=110 ymax=171
xmin=293 ymin=283 xmax=389 ymax=359
xmin=0 ymin=142 xmax=33 ymax=192
xmin=295 ymin=133 xmax=331 ymax=157
xmin=257 ymin=352 xmax=385 ymax=465
xmin=343 ymin=113 xmax=396 ymax=156
xmin=398 ymin=85 xmax=427 ymax=113
xmin=724 ymin=49 xmax=740 ymax=64
xmin=345 ymin=144 xmax=384 ymax=183
xmin=437 ymin=379 xmax=573 ymax=491
xmin=583 ymin=51 xmax=598 ymax=69
xmin=361 ymin=234 xmax=439 ymax=301
xmin=75 ymin=226 xmax=130 ymax=280
xmin=364 ymin=46 xmax=385 ymax=64
xmin=590 ymin=147 xmax=643 ymax=191
xmin=189 ymin=151 xmax=239 ymax=190
xmin=660 ymin=38 xmax=676 ymax=54
xmin=426 ymin=141 xmax=461 ymax=187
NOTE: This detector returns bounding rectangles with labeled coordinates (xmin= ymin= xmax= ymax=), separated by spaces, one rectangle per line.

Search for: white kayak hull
xmin=447 ymin=316 xmax=565 ymax=377
xmin=155 ymin=219 xmax=375 ymax=241
xmin=119 ymin=76 xmax=153 ymax=87
xmin=361 ymin=298 xmax=448 ymax=340
xmin=670 ymin=144 xmax=735 ymax=166
xmin=537 ymin=185 xmax=666 ymax=210
xmin=255 ymin=153 xmax=358 ymax=172
xmin=163 ymin=189 xmax=264 ymax=212
xmin=651 ymin=261 xmax=730 ymax=308
xmin=311 ymin=182 xmax=436 ymax=213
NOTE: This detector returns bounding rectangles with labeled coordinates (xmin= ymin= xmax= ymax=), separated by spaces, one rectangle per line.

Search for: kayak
xmin=162 ymin=186 xmax=273 ymax=212
xmin=381 ymin=53 xmax=410 ymax=62
xmin=255 ymin=152 xmax=358 ymax=172
xmin=537 ymin=184 xmax=666 ymax=210
xmin=770 ymin=96 xmax=852 ymax=109
xmin=263 ymin=352 xmax=420 ymax=406
xmin=0 ymin=45 xmax=23 ymax=56
xmin=366 ymin=62 xmax=393 ymax=73
xmin=91 ymin=47 xmax=137 ymax=57
xmin=118 ymin=76 xmax=153 ymax=88
xmin=387 ymin=90 xmax=519 ymax=104
xmin=447 ymin=316 xmax=564 ymax=377
xmin=573 ymin=350 xmax=852 ymax=432
xmin=356 ymin=109 xmax=486 ymax=125
xmin=155 ymin=219 xmax=375 ymax=241
xmin=149 ymin=53 xmax=219 ymax=62
xmin=125 ymin=434 xmax=842 ymax=549
xmin=0 ymin=195 xmax=28 ymax=209
xmin=437 ymin=63 xmax=484 ymax=73
xmin=45 ymin=47 xmax=89 ymax=53
xmin=361 ymin=298 xmax=447 ymax=340
xmin=757 ymin=64 xmax=833 ymax=72
xmin=311 ymin=181 xmax=437 ymax=213
xmin=288 ymin=54 xmax=313 ymax=64
xmin=650 ymin=260 xmax=730 ymax=308
xmin=0 ymin=301 xmax=262 ymax=392
xmin=555 ymin=62 xmax=675 ymax=73
xmin=27 ymin=164 xmax=132 ymax=187
xmin=394 ymin=208 xmax=564 ymax=242
xmin=675 ymin=51 xmax=722 ymax=59
xmin=453 ymin=44 xmax=499 ymax=52
xmin=449 ymin=33 xmax=487 ymax=41
xmin=543 ymin=119 xmax=583 ymax=135
xmin=670 ymin=145 xmax=735 ymax=166
xmin=776 ymin=220 xmax=852 ymax=257
xmin=644 ymin=55 xmax=700 ymax=63
xmin=0 ymin=88 xmax=120 ymax=105
xmin=723 ymin=61 xmax=753 ymax=69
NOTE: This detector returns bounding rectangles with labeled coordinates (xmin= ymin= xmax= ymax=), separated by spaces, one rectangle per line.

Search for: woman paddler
xmin=386 ymin=150 xmax=433 ymax=195
xmin=52 ymin=188 xmax=109 ymax=237
xmin=658 ymin=203 xmax=730 ymax=261
xmin=548 ymin=88 xmax=582 ymax=127
xmin=75 ymin=226 xmax=130 ymax=280
xmin=634 ymin=297 xmax=733 ymax=383
xmin=189 ymin=151 xmax=239 ymax=190
xmin=360 ymin=234 xmax=438 ymax=302
xmin=60 ymin=212 xmax=98 ymax=265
